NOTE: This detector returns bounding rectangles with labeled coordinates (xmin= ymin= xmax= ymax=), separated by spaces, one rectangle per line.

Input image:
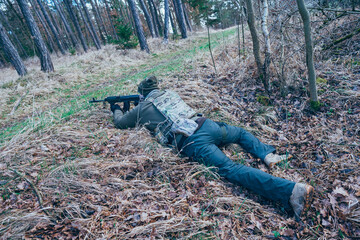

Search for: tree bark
xmin=127 ymin=0 xmax=149 ymax=52
xmin=79 ymin=0 xmax=102 ymax=49
xmin=296 ymin=0 xmax=318 ymax=103
xmin=139 ymin=0 xmax=155 ymax=38
xmin=244 ymin=0 xmax=263 ymax=83
xmin=182 ymin=1 xmax=192 ymax=32
xmin=104 ymin=0 xmax=119 ymax=40
xmin=64 ymin=0 xmax=88 ymax=52
xmin=169 ymin=6 xmax=177 ymax=36
xmin=261 ymin=0 xmax=271 ymax=92
xmin=163 ymin=0 xmax=169 ymax=43
xmin=94 ymin=0 xmax=109 ymax=38
xmin=17 ymin=0 xmax=54 ymax=72
xmin=89 ymin=0 xmax=107 ymax=43
xmin=54 ymin=0 xmax=80 ymax=51
xmin=32 ymin=2 xmax=57 ymax=54
xmin=36 ymin=0 xmax=66 ymax=54
xmin=173 ymin=0 xmax=186 ymax=38
xmin=147 ymin=0 xmax=160 ymax=37
xmin=0 ymin=21 xmax=27 ymax=76
xmin=0 ymin=9 xmax=29 ymax=58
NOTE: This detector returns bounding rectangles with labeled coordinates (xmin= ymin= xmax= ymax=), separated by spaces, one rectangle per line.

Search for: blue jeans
xmin=182 ymin=119 xmax=295 ymax=207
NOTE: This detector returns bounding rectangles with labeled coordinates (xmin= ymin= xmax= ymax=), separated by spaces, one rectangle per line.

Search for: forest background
xmin=0 ymin=0 xmax=359 ymax=239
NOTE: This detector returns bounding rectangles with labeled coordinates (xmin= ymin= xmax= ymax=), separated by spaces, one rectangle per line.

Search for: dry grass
xmin=0 ymin=23 xmax=359 ymax=239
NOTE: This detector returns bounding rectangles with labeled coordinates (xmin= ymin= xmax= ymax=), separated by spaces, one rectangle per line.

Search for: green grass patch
xmin=0 ymin=28 xmax=236 ymax=146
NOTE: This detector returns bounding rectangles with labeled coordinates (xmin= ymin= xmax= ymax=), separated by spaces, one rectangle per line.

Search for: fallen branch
xmin=323 ymin=27 xmax=360 ymax=50
xmin=309 ymin=7 xmax=360 ymax=14
xmin=9 ymin=91 xmax=28 ymax=115
xmin=10 ymin=168 xmax=53 ymax=220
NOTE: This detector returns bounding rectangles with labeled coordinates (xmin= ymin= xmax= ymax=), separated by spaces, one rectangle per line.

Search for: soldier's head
xmin=138 ymin=75 xmax=159 ymax=97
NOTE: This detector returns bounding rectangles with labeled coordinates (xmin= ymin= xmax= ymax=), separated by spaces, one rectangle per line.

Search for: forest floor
xmin=0 ymin=26 xmax=359 ymax=239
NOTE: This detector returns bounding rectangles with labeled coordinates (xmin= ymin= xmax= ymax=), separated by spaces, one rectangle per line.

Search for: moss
xmin=316 ymin=77 xmax=327 ymax=84
xmin=257 ymin=95 xmax=270 ymax=106
xmin=310 ymin=100 xmax=322 ymax=111
xmin=0 ymin=82 xmax=14 ymax=89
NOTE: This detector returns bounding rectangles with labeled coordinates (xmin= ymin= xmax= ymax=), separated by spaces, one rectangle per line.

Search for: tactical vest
xmin=146 ymin=90 xmax=198 ymax=144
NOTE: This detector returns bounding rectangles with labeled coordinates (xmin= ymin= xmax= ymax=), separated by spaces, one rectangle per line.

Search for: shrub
xmin=113 ymin=19 xmax=138 ymax=49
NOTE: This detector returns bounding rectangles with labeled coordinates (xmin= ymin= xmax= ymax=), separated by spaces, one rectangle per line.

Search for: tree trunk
xmin=296 ymin=0 xmax=318 ymax=104
xmin=173 ymin=0 xmax=186 ymax=38
xmin=64 ymin=0 xmax=88 ymax=52
xmin=182 ymin=1 xmax=192 ymax=32
xmin=0 ymin=21 xmax=27 ymax=76
xmin=241 ymin=4 xmax=245 ymax=55
xmin=79 ymin=0 xmax=102 ymax=49
xmin=32 ymin=3 xmax=57 ymax=55
xmin=17 ymin=0 xmax=53 ymax=72
xmin=127 ymin=0 xmax=149 ymax=52
xmin=261 ymin=0 xmax=271 ymax=92
xmin=89 ymin=0 xmax=107 ymax=43
xmin=54 ymin=0 xmax=79 ymax=51
xmin=104 ymin=0 xmax=119 ymax=41
xmin=126 ymin=2 xmax=136 ymax=35
xmin=75 ymin=0 xmax=100 ymax=49
xmin=0 ymin=9 xmax=29 ymax=58
xmin=36 ymin=0 xmax=66 ymax=54
xmin=169 ymin=6 xmax=177 ymax=36
xmin=163 ymin=0 xmax=169 ymax=43
xmin=95 ymin=0 xmax=109 ymax=38
xmin=147 ymin=0 xmax=160 ymax=37
xmin=94 ymin=0 xmax=109 ymax=41
xmin=139 ymin=0 xmax=155 ymax=38
xmin=244 ymin=0 xmax=263 ymax=83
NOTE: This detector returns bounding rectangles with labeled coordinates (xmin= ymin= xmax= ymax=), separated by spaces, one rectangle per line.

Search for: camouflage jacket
xmin=113 ymin=90 xmax=165 ymax=131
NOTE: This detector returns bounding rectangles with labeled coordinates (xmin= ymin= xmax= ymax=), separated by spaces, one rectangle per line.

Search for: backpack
xmin=146 ymin=90 xmax=198 ymax=144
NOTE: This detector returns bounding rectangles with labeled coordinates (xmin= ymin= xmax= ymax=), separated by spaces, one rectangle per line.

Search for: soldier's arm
xmin=113 ymin=105 xmax=140 ymax=129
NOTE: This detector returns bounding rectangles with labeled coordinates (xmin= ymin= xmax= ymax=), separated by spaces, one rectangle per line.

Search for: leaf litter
xmin=0 ymin=25 xmax=359 ymax=239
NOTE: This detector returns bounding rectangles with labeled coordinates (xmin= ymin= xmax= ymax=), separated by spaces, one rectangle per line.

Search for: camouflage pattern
xmin=146 ymin=90 xmax=198 ymax=144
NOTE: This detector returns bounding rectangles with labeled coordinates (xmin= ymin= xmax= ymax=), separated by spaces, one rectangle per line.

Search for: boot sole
xmin=304 ymin=185 xmax=314 ymax=210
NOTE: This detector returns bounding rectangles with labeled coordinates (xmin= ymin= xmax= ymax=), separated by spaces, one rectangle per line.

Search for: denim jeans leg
xmin=218 ymin=123 xmax=276 ymax=161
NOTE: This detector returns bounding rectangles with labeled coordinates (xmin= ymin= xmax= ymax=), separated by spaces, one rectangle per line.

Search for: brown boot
xmin=289 ymin=183 xmax=314 ymax=221
xmin=264 ymin=153 xmax=293 ymax=168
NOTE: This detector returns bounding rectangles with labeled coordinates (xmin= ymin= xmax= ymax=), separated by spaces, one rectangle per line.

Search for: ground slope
xmin=0 ymin=27 xmax=359 ymax=239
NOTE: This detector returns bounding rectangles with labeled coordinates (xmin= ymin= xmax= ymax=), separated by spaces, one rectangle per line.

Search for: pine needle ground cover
xmin=0 ymin=27 xmax=359 ymax=239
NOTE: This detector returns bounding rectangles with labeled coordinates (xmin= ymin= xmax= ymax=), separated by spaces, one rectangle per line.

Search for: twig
xmin=308 ymin=7 xmax=360 ymax=14
xmin=9 ymin=91 xmax=28 ymax=115
xmin=10 ymin=168 xmax=52 ymax=219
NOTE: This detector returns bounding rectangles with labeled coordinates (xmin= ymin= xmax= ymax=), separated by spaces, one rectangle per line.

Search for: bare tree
xmin=104 ymin=0 xmax=119 ymax=41
xmin=169 ymin=6 xmax=177 ymax=36
xmin=78 ymin=0 xmax=102 ymax=49
xmin=182 ymin=1 xmax=192 ymax=32
xmin=147 ymin=0 xmax=160 ymax=37
xmin=296 ymin=0 xmax=319 ymax=105
xmin=36 ymin=0 xmax=66 ymax=54
xmin=163 ymin=0 xmax=169 ymax=43
xmin=0 ymin=21 xmax=27 ymax=76
xmin=127 ymin=0 xmax=149 ymax=52
xmin=17 ymin=0 xmax=54 ymax=72
xmin=31 ymin=0 xmax=57 ymax=54
xmin=149 ymin=0 xmax=163 ymax=34
xmin=261 ymin=0 xmax=271 ymax=92
xmin=244 ymin=0 xmax=264 ymax=88
xmin=89 ymin=0 xmax=107 ymax=43
xmin=64 ymin=0 xmax=88 ymax=52
xmin=54 ymin=0 xmax=80 ymax=51
xmin=139 ymin=0 xmax=155 ymax=38
xmin=0 ymin=9 xmax=28 ymax=58
xmin=173 ymin=0 xmax=187 ymax=38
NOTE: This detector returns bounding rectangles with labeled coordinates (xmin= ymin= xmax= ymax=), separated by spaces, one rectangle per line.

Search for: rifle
xmin=89 ymin=95 xmax=143 ymax=112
